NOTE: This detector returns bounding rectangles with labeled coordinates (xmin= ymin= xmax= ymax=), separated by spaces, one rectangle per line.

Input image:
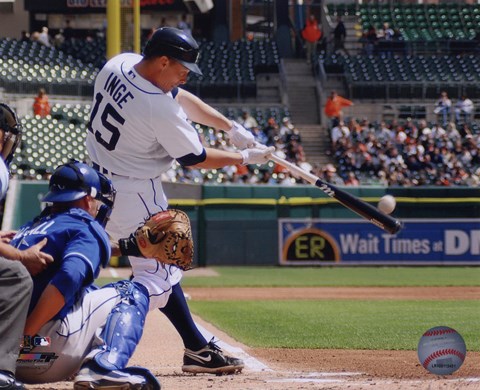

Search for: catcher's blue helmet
xmin=43 ymin=161 xmax=116 ymax=206
xmin=43 ymin=162 xmax=102 ymax=203
xmin=43 ymin=161 xmax=116 ymax=226
xmin=143 ymin=27 xmax=202 ymax=75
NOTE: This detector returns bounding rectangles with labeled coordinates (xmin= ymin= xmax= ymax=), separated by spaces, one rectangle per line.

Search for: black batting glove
xmin=118 ymin=233 xmax=142 ymax=257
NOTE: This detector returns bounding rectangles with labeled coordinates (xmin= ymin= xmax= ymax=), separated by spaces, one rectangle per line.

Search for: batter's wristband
xmin=118 ymin=234 xmax=142 ymax=257
xmin=239 ymin=149 xmax=249 ymax=166
xmin=229 ymin=120 xmax=239 ymax=133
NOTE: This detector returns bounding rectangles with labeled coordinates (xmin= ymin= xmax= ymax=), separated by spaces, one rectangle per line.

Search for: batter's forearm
xmin=176 ymin=89 xmax=232 ymax=130
xmin=191 ymin=148 xmax=243 ymax=169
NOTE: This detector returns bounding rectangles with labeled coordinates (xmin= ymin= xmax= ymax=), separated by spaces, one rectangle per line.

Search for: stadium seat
xmin=0 ymin=37 xmax=280 ymax=100
xmin=11 ymin=103 xmax=291 ymax=180
xmin=321 ymin=53 xmax=480 ymax=99
xmin=357 ymin=3 xmax=477 ymax=44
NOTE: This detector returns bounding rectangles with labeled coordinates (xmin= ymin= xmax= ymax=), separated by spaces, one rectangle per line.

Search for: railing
xmin=346 ymin=80 xmax=480 ymax=101
xmin=182 ymin=80 xmax=257 ymax=101
xmin=0 ymin=79 xmax=94 ymax=97
xmin=365 ymin=39 xmax=479 ymax=57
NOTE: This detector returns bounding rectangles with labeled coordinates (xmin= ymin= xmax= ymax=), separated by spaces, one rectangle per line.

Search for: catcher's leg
xmin=74 ymin=281 xmax=159 ymax=390
xmin=17 ymin=286 xmax=121 ymax=384
xmin=93 ymin=281 xmax=149 ymax=370
xmin=160 ymin=283 xmax=244 ymax=375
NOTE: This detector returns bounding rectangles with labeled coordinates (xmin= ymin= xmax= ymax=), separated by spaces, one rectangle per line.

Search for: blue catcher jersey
xmin=10 ymin=208 xmax=111 ymax=320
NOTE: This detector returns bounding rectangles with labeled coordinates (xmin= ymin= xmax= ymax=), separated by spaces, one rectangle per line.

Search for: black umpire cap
xmin=143 ymin=27 xmax=202 ymax=75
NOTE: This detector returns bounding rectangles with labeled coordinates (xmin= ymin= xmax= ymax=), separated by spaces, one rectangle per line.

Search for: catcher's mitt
xmin=135 ymin=209 xmax=194 ymax=270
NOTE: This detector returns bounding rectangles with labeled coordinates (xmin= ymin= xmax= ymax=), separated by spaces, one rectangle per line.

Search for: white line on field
xmin=268 ymin=378 xmax=345 ymax=383
xmin=196 ymin=321 xmax=363 ymax=386
xmin=187 ymin=318 xmax=480 ymax=386
xmin=109 ymin=268 xmax=119 ymax=278
xmin=304 ymin=372 xmax=363 ymax=377
xmin=195 ymin=323 xmax=273 ymax=372
xmin=266 ymin=371 xmax=362 ymax=385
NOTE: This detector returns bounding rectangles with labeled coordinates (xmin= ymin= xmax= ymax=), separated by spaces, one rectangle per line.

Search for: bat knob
xmin=390 ymin=220 xmax=403 ymax=234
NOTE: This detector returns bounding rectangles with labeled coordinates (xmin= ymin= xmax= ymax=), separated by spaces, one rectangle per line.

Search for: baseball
xmin=377 ymin=195 xmax=396 ymax=214
xmin=417 ymin=326 xmax=466 ymax=375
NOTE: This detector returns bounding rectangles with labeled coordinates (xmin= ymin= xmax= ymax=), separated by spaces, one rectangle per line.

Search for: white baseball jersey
xmin=86 ymin=53 xmax=204 ymax=179
xmin=87 ymin=53 xmax=203 ymax=309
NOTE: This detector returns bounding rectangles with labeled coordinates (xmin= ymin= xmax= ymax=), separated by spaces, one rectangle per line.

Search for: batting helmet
xmin=143 ymin=27 xmax=202 ymax=75
xmin=0 ymin=103 xmax=22 ymax=166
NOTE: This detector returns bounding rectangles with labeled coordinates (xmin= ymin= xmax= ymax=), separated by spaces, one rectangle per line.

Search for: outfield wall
xmin=3 ymin=181 xmax=479 ymax=266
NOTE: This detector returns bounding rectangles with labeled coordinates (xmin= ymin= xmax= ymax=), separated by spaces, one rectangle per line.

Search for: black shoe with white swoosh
xmin=182 ymin=338 xmax=244 ymax=375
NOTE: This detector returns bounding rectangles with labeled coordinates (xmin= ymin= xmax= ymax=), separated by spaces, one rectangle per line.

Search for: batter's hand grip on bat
xmin=270 ymin=154 xmax=403 ymax=234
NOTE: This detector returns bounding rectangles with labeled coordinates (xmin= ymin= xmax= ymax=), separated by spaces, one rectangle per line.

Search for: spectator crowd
xmin=160 ymin=113 xmax=312 ymax=186
xmin=328 ymin=116 xmax=480 ymax=187
xmin=9 ymin=21 xmax=480 ymax=189
xmin=14 ymin=108 xmax=479 ymax=188
xmin=162 ymin=108 xmax=480 ymax=188
xmin=359 ymin=22 xmax=405 ymax=57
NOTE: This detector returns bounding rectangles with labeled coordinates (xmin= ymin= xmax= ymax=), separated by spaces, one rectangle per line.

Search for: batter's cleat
xmin=182 ymin=338 xmax=244 ymax=375
xmin=74 ymin=361 xmax=154 ymax=390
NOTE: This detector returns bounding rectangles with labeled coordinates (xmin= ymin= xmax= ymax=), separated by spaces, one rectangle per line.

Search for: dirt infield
xmin=28 ymin=274 xmax=480 ymax=390
xmin=133 ymin=308 xmax=480 ymax=390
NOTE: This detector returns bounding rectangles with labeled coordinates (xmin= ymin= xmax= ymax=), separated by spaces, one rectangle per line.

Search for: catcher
xmin=15 ymin=162 xmax=160 ymax=390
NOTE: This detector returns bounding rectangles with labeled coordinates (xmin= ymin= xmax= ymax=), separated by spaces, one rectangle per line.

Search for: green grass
xmin=96 ymin=277 xmax=121 ymax=287
xmin=182 ymin=266 xmax=480 ymax=287
xmin=97 ymin=266 xmax=480 ymax=351
xmin=188 ymin=300 xmax=480 ymax=351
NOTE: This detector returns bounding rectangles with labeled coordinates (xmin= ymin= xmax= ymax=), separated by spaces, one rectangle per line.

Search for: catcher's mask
xmin=0 ymin=103 xmax=22 ymax=167
xmin=43 ymin=161 xmax=116 ymax=226
xmin=143 ymin=27 xmax=202 ymax=75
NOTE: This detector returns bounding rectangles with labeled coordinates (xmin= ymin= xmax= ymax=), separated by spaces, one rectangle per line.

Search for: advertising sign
xmin=279 ymin=219 xmax=480 ymax=265
xmin=25 ymin=0 xmax=185 ymax=12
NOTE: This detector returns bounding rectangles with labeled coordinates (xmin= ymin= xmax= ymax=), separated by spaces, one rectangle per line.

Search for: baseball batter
xmin=86 ymin=27 xmax=273 ymax=374
xmin=13 ymin=162 xmax=159 ymax=389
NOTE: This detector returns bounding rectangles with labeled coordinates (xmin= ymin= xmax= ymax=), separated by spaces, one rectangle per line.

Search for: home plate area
xmin=128 ymin=310 xmax=480 ymax=390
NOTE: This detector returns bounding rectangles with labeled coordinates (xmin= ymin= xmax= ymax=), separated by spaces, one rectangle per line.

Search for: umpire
xmin=0 ymin=103 xmax=53 ymax=390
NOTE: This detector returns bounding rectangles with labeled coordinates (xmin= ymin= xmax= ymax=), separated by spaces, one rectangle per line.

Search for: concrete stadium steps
xmin=282 ymin=59 xmax=320 ymax=125
xmin=296 ymin=124 xmax=332 ymax=165
xmin=256 ymin=73 xmax=282 ymax=103
xmin=344 ymin=18 xmax=364 ymax=55
xmin=288 ymin=86 xmax=319 ymax=124
xmin=280 ymin=59 xmax=333 ymax=166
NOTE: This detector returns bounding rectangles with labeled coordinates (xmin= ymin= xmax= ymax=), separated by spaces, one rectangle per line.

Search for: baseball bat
xmin=270 ymin=154 xmax=403 ymax=234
